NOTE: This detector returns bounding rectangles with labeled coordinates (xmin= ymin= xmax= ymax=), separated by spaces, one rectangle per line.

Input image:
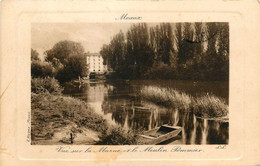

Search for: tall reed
xmin=140 ymin=86 xmax=228 ymax=118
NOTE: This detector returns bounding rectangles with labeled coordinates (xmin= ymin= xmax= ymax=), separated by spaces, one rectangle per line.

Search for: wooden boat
xmin=121 ymin=105 xmax=151 ymax=111
xmin=134 ymin=106 xmax=150 ymax=110
xmin=137 ymin=125 xmax=182 ymax=145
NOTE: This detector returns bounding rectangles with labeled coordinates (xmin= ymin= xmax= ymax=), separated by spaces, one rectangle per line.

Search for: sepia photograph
xmin=31 ymin=22 xmax=229 ymax=145
xmin=2 ymin=0 xmax=260 ymax=165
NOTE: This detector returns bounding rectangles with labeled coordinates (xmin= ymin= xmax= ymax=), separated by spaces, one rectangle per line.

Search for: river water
xmin=63 ymin=80 xmax=229 ymax=144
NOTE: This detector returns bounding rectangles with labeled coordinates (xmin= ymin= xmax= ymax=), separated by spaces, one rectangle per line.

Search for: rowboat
xmin=120 ymin=105 xmax=151 ymax=111
xmin=137 ymin=125 xmax=182 ymax=145
xmin=134 ymin=106 xmax=150 ymax=110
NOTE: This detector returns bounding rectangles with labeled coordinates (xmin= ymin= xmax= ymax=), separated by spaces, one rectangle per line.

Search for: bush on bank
xmin=31 ymin=60 xmax=56 ymax=78
xmin=31 ymin=77 xmax=63 ymax=94
xmin=96 ymin=126 xmax=137 ymax=145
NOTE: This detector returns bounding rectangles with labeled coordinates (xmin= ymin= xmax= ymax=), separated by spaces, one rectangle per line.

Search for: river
xmin=63 ymin=79 xmax=229 ymax=144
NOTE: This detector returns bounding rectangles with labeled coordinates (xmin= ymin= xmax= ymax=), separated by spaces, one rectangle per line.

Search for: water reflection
xmin=63 ymin=80 xmax=229 ymax=144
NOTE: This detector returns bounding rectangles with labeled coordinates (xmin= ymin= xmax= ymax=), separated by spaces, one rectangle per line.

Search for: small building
xmin=86 ymin=53 xmax=107 ymax=74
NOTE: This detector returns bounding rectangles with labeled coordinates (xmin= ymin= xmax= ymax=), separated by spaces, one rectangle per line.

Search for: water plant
xmin=140 ymin=86 xmax=228 ymax=118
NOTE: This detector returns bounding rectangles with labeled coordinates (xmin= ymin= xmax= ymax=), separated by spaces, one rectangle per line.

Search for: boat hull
xmin=137 ymin=125 xmax=182 ymax=145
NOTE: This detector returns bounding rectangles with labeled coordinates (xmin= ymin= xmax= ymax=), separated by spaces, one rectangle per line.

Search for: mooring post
xmin=70 ymin=133 xmax=73 ymax=144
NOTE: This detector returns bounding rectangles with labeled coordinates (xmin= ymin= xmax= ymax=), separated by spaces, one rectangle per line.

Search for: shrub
xmin=31 ymin=60 xmax=56 ymax=78
xmin=31 ymin=49 xmax=40 ymax=61
xmin=144 ymin=62 xmax=177 ymax=79
xmin=31 ymin=77 xmax=63 ymax=94
xmin=96 ymin=126 xmax=137 ymax=145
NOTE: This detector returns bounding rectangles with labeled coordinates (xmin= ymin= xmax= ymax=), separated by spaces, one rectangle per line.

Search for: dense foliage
xmin=31 ymin=41 xmax=88 ymax=83
xmin=100 ymin=22 xmax=229 ymax=81
xmin=31 ymin=48 xmax=40 ymax=61
xmin=31 ymin=60 xmax=56 ymax=78
xmin=31 ymin=77 xmax=63 ymax=94
xmin=97 ymin=126 xmax=137 ymax=145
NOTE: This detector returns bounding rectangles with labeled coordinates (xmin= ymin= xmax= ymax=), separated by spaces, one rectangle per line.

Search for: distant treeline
xmin=100 ymin=22 xmax=229 ymax=81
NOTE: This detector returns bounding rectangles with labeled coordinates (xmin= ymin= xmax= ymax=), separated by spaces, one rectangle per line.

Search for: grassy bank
xmin=31 ymin=77 xmax=136 ymax=145
xmin=31 ymin=92 xmax=108 ymax=144
xmin=140 ymin=86 xmax=228 ymax=119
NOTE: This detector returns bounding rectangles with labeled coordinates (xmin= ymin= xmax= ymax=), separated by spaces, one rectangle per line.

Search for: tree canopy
xmin=32 ymin=40 xmax=88 ymax=83
xmin=100 ymin=22 xmax=229 ymax=81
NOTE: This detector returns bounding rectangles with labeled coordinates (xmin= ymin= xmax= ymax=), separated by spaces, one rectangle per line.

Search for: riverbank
xmin=31 ymin=77 xmax=137 ymax=145
xmin=31 ymin=92 xmax=137 ymax=145
xmin=31 ymin=92 xmax=107 ymax=144
xmin=140 ymin=86 xmax=228 ymax=120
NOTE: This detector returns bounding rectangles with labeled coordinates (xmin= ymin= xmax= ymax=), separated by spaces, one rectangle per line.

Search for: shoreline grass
xmin=140 ymin=86 xmax=228 ymax=119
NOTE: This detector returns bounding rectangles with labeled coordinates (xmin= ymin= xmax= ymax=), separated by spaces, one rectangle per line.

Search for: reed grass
xmin=140 ymin=86 xmax=228 ymax=118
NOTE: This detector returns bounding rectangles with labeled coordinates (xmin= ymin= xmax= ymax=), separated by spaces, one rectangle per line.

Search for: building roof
xmin=86 ymin=53 xmax=100 ymax=57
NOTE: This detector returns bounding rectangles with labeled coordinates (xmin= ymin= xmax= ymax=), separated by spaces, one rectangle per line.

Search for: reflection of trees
xmin=182 ymin=112 xmax=195 ymax=144
xmin=207 ymin=121 xmax=229 ymax=144
xmin=168 ymin=109 xmax=228 ymax=144
xmin=195 ymin=118 xmax=204 ymax=144
xmin=102 ymin=82 xmax=164 ymax=130
xmin=102 ymin=81 xmax=153 ymax=130
xmin=63 ymin=82 xmax=89 ymax=101
xmin=110 ymin=106 xmax=154 ymax=130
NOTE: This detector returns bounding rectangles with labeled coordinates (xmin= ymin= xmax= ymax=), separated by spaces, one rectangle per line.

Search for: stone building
xmin=86 ymin=53 xmax=107 ymax=74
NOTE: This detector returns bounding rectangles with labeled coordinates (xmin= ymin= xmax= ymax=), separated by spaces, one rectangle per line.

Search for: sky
xmin=31 ymin=23 xmax=133 ymax=60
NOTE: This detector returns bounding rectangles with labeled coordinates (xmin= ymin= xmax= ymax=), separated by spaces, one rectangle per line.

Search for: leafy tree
xmin=100 ymin=44 xmax=112 ymax=70
xmin=31 ymin=61 xmax=55 ymax=78
xmin=125 ymin=23 xmax=154 ymax=78
xmin=100 ymin=31 xmax=126 ymax=76
xmin=31 ymin=49 xmax=40 ymax=61
xmin=178 ymin=23 xmax=196 ymax=65
xmin=45 ymin=40 xmax=85 ymax=65
xmin=100 ymin=22 xmax=229 ymax=81
xmin=31 ymin=48 xmax=55 ymax=78
xmin=158 ymin=23 xmax=175 ymax=65
xmin=45 ymin=40 xmax=88 ymax=83
xmin=56 ymin=54 xmax=88 ymax=83
xmin=217 ymin=23 xmax=229 ymax=80
xmin=150 ymin=25 xmax=161 ymax=62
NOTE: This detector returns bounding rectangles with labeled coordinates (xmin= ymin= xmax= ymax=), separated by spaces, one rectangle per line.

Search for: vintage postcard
xmin=1 ymin=0 xmax=260 ymax=165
